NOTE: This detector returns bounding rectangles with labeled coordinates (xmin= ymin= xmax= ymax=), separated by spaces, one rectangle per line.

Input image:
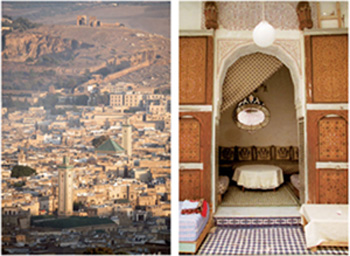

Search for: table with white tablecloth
xmin=232 ymin=164 xmax=284 ymax=190
xmin=300 ymin=204 xmax=348 ymax=249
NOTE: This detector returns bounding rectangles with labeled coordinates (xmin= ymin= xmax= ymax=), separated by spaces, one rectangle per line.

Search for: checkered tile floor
xmin=198 ymin=226 xmax=348 ymax=255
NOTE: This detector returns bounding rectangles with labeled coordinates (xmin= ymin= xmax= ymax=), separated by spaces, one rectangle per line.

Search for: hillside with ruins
xmin=2 ymin=2 xmax=170 ymax=93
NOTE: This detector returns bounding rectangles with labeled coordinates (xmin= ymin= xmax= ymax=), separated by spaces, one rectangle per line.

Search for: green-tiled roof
xmin=96 ymin=139 xmax=124 ymax=153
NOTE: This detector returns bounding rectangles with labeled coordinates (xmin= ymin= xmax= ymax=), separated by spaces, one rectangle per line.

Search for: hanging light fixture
xmin=253 ymin=2 xmax=276 ymax=47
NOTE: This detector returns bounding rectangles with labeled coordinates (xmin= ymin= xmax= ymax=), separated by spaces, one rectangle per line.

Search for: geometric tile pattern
xmin=198 ymin=226 xmax=348 ymax=255
xmin=319 ymin=170 xmax=348 ymax=204
xmin=179 ymin=169 xmax=202 ymax=201
xmin=179 ymin=37 xmax=207 ymax=104
xmin=179 ymin=118 xmax=201 ymax=162
xmin=221 ymin=52 xmax=283 ymax=112
xmin=201 ymin=2 xmax=319 ymax=30
xmin=311 ymin=35 xmax=348 ymax=103
xmin=319 ymin=117 xmax=347 ymax=161
xmin=215 ymin=216 xmax=301 ymax=228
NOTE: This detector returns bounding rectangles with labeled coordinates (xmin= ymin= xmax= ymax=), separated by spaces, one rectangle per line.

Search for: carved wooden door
xmin=179 ymin=36 xmax=213 ymax=203
xmin=305 ymin=33 xmax=348 ymax=204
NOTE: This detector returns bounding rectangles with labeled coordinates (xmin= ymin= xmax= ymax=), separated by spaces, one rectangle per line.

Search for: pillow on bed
xmin=181 ymin=199 xmax=208 ymax=217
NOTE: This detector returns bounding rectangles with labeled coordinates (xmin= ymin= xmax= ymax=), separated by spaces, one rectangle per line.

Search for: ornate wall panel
xmin=201 ymin=2 xmax=319 ymax=30
xmin=307 ymin=110 xmax=348 ymax=203
xmin=318 ymin=169 xmax=348 ymax=204
xmin=311 ymin=35 xmax=348 ymax=103
xmin=319 ymin=117 xmax=347 ymax=162
xmin=179 ymin=112 xmax=212 ymax=203
xmin=179 ymin=170 xmax=202 ymax=201
xmin=179 ymin=118 xmax=201 ymax=162
xmin=179 ymin=37 xmax=213 ymax=105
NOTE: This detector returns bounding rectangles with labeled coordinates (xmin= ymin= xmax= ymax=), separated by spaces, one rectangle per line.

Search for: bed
xmin=232 ymin=164 xmax=284 ymax=190
xmin=179 ymin=200 xmax=212 ymax=254
xmin=300 ymin=204 xmax=348 ymax=251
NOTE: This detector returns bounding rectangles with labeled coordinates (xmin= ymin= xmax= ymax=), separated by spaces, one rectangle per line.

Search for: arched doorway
xmin=213 ymin=43 xmax=306 ymax=211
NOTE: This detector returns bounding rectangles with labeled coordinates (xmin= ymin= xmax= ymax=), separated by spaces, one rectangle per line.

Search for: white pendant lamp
xmin=253 ymin=2 xmax=276 ymax=48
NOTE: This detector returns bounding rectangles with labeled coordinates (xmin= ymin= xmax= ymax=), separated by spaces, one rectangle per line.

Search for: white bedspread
xmin=232 ymin=165 xmax=284 ymax=189
xmin=300 ymin=204 xmax=348 ymax=248
xmin=179 ymin=201 xmax=209 ymax=242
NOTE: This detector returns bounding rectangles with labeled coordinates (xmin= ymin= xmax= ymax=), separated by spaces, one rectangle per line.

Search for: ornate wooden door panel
xmin=308 ymin=35 xmax=348 ymax=103
xmin=319 ymin=117 xmax=347 ymax=162
xmin=307 ymin=110 xmax=348 ymax=203
xmin=179 ymin=37 xmax=213 ymax=105
xmin=179 ymin=36 xmax=213 ymax=204
xmin=179 ymin=112 xmax=212 ymax=203
xmin=179 ymin=170 xmax=202 ymax=201
xmin=179 ymin=118 xmax=201 ymax=162
xmin=318 ymin=169 xmax=348 ymax=204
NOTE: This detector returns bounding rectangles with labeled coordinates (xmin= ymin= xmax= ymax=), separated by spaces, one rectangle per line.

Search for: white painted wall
xmin=179 ymin=2 xmax=202 ymax=31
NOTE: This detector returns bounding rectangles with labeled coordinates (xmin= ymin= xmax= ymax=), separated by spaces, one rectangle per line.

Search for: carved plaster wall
xmin=201 ymin=2 xmax=319 ymax=30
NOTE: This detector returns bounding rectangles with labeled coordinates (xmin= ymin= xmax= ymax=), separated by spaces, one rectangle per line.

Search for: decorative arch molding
xmin=216 ymin=38 xmax=304 ymax=118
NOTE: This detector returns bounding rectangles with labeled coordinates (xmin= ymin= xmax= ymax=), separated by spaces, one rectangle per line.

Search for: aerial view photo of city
xmin=1 ymin=1 xmax=170 ymax=254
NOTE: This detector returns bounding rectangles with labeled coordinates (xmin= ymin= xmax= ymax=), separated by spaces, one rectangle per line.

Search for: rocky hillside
xmin=3 ymin=31 xmax=93 ymax=62
xmin=2 ymin=24 xmax=170 ymax=91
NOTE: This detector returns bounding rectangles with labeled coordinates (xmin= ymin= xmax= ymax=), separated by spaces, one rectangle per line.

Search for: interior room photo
xmin=178 ymin=1 xmax=348 ymax=255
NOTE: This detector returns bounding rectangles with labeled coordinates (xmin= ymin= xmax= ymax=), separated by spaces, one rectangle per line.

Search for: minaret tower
xmin=58 ymin=156 xmax=73 ymax=216
xmin=17 ymin=149 xmax=26 ymax=166
xmin=122 ymin=124 xmax=132 ymax=157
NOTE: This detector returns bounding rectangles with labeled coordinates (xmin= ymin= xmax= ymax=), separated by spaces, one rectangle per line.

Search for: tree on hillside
xmin=11 ymin=165 xmax=36 ymax=178
xmin=12 ymin=17 xmax=40 ymax=32
xmin=75 ymin=95 xmax=89 ymax=106
xmin=38 ymin=93 xmax=59 ymax=110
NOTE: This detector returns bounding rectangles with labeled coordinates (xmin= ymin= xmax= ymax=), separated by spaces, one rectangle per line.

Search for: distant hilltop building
xmin=58 ymin=156 xmax=74 ymax=216
xmin=77 ymin=15 xmax=100 ymax=27
xmin=77 ymin=15 xmax=124 ymax=27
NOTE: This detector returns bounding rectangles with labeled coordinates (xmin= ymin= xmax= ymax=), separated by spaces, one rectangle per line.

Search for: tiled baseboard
xmin=215 ymin=216 xmax=301 ymax=227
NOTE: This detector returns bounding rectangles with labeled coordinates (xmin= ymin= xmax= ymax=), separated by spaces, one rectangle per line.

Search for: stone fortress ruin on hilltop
xmin=77 ymin=15 xmax=124 ymax=28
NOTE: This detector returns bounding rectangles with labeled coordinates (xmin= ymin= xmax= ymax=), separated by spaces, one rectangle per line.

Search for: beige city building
xmin=58 ymin=156 xmax=74 ymax=216
xmin=110 ymin=92 xmax=143 ymax=107
xmin=124 ymin=93 xmax=143 ymax=107
xmin=110 ymin=94 xmax=124 ymax=106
